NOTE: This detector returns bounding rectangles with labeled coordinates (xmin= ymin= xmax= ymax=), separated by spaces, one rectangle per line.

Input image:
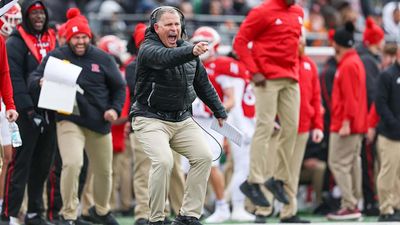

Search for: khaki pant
xmin=281 ymin=133 xmax=309 ymax=219
xmin=57 ymin=121 xmax=112 ymax=220
xmin=376 ymin=135 xmax=400 ymax=214
xmin=81 ymin=168 xmax=94 ymax=216
xmin=132 ymin=117 xmax=212 ymax=222
xmin=328 ymin=133 xmax=363 ymax=210
xmin=299 ymin=159 xmax=326 ymax=204
xmin=254 ymin=130 xmax=280 ymax=216
xmin=131 ymin=133 xmax=185 ymax=219
xmin=110 ymin=137 xmax=134 ymax=211
xmin=249 ymin=79 xmax=300 ymax=184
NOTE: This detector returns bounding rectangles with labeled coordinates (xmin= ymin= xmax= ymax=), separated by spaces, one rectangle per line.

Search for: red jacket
xmin=0 ymin=35 xmax=15 ymax=111
xmin=298 ymin=55 xmax=323 ymax=133
xmin=233 ymin=0 xmax=304 ymax=81
xmin=330 ymin=49 xmax=368 ymax=134
xmin=368 ymin=103 xmax=379 ymax=129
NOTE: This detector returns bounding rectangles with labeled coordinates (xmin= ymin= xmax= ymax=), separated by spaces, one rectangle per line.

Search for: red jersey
xmin=330 ymin=49 xmax=368 ymax=133
xmin=298 ymin=55 xmax=323 ymax=133
xmin=193 ymin=56 xmax=255 ymax=118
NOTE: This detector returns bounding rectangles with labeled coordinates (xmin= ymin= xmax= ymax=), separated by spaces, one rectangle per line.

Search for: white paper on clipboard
xmin=210 ymin=119 xmax=243 ymax=147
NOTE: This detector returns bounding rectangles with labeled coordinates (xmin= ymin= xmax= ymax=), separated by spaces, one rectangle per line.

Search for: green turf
xmin=115 ymin=215 xmax=380 ymax=225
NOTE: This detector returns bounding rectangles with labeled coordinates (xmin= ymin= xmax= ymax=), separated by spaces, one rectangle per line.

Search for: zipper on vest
xmin=147 ymin=82 xmax=156 ymax=107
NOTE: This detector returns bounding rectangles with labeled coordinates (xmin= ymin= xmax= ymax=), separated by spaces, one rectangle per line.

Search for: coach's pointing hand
xmin=193 ymin=41 xmax=209 ymax=56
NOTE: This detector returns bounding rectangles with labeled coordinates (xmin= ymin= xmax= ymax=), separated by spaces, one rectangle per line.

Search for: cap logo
xmin=72 ymin=26 xmax=78 ymax=33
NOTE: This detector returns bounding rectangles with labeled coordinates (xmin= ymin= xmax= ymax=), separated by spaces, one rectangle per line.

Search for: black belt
xmin=147 ymin=107 xmax=190 ymax=121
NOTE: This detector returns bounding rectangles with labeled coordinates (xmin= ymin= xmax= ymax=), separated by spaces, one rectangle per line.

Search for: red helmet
xmin=98 ymin=35 xmax=126 ymax=58
xmin=0 ymin=4 xmax=22 ymax=37
xmin=191 ymin=26 xmax=221 ymax=60
xmin=191 ymin=26 xmax=221 ymax=51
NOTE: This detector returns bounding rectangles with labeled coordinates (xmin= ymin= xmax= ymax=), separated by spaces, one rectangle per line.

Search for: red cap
xmin=27 ymin=3 xmax=44 ymax=14
xmin=64 ymin=8 xmax=92 ymax=42
xmin=133 ymin=23 xmax=146 ymax=48
xmin=363 ymin=17 xmax=384 ymax=45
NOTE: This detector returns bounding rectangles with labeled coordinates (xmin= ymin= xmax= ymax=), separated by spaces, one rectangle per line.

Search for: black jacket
xmin=375 ymin=62 xmax=400 ymax=140
xmin=356 ymin=44 xmax=381 ymax=109
xmin=319 ymin=56 xmax=337 ymax=132
xmin=29 ymin=45 xmax=126 ymax=134
xmin=131 ymin=30 xmax=226 ymax=122
xmin=6 ymin=0 xmax=51 ymax=112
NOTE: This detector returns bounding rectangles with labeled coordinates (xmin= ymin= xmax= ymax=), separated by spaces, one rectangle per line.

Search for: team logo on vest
xmin=91 ymin=63 xmax=100 ymax=73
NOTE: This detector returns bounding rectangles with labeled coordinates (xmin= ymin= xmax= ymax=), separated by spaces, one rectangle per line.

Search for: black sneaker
xmin=240 ymin=180 xmax=270 ymax=207
xmin=171 ymin=215 xmax=202 ymax=225
xmin=76 ymin=217 xmax=92 ymax=225
xmin=134 ymin=218 xmax=149 ymax=225
xmin=254 ymin=215 xmax=267 ymax=224
xmin=280 ymin=215 xmax=310 ymax=223
xmin=57 ymin=219 xmax=75 ymax=225
xmin=265 ymin=178 xmax=289 ymax=204
xmin=148 ymin=221 xmax=163 ymax=225
xmin=80 ymin=215 xmax=97 ymax=224
xmin=378 ymin=214 xmax=400 ymax=222
xmin=25 ymin=215 xmax=55 ymax=225
xmin=88 ymin=207 xmax=119 ymax=225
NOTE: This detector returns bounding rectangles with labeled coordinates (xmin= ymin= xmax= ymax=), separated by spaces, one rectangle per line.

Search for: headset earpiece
xmin=149 ymin=6 xmax=186 ymax=38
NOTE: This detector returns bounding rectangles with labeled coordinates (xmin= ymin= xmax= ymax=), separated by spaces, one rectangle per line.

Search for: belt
xmin=147 ymin=107 xmax=190 ymax=121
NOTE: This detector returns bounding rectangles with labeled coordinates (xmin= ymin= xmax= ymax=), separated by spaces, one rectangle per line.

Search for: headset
xmin=149 ymin=6 xmax=186 ymax=38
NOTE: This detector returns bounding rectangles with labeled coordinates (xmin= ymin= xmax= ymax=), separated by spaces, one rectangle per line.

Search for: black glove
xmin=27 ymin=110 xmax=45 ymax=132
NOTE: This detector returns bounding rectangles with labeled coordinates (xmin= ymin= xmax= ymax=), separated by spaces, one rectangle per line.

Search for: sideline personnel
xmin=130 ymin=6 xmax=227 ymax=225
xmin=28 ymin=8 xmax=125 ymax=225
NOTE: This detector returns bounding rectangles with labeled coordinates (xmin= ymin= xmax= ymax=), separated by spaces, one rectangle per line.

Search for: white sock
xmin=216 ymin=199 xmax=226 ymax=206
xmin=10 ymin=216 xmax=20 ymax=225
xmin=215 ymin=199 xmax=228 ymax=211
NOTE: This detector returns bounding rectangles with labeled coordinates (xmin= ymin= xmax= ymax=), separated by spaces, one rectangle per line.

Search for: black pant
xmin=46 ymin=149 xmax=89 ymax=221
xmin=361 ymin=139 xmax=378 ymax=209
xmin=2 ymin=113 xmax=56 ymax=218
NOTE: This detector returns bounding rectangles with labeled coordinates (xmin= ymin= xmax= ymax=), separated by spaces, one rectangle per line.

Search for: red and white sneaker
xmin=327 ymin=208 xmax=362 ymax=221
